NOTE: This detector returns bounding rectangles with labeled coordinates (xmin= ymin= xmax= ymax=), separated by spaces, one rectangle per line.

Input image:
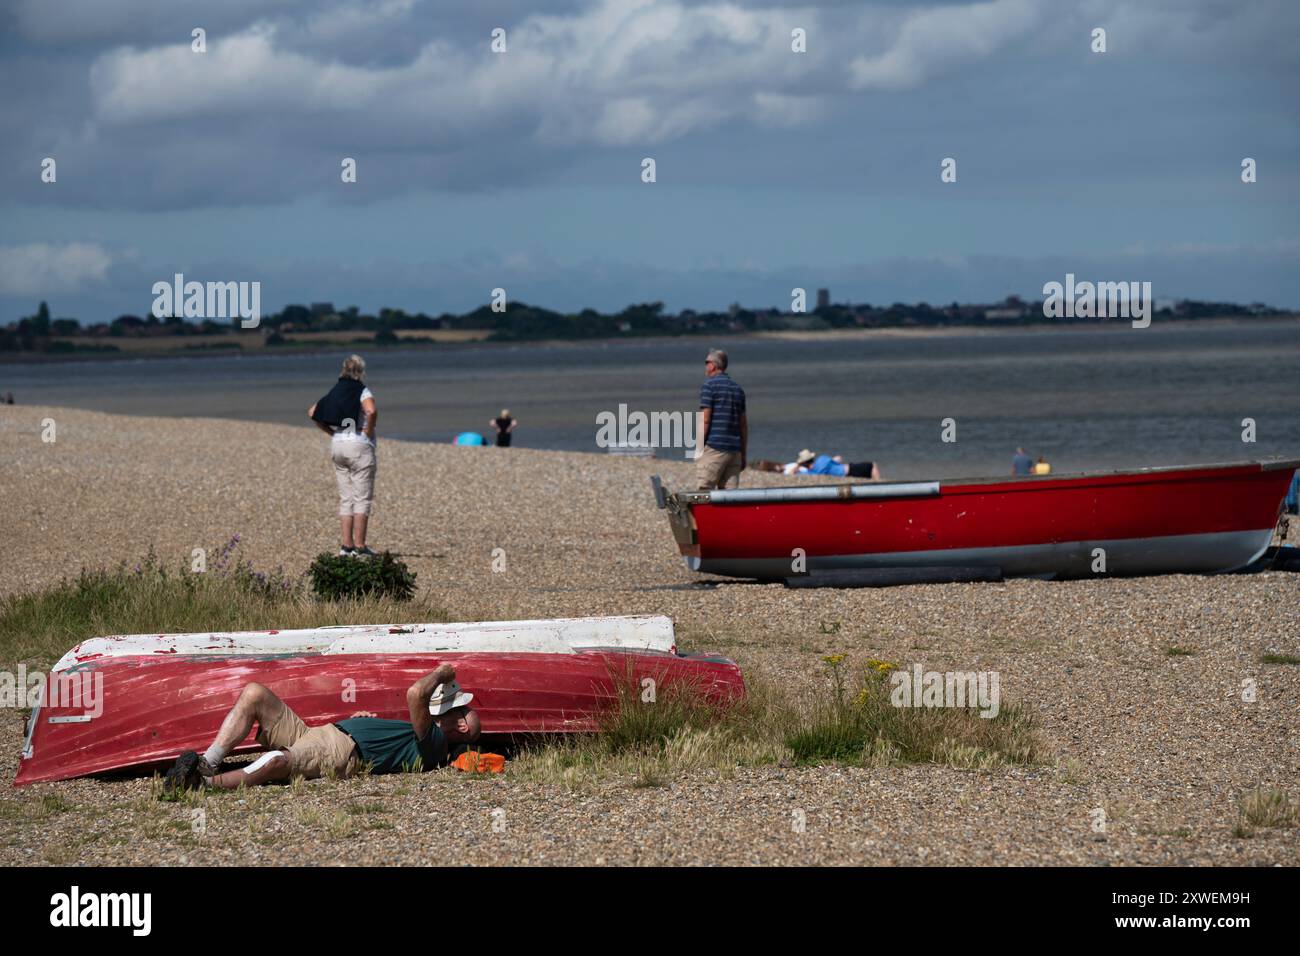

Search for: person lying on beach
xmin=785 ymin=449 xmax=881 ymax=480
xmin=161 ymin=663 xmax=480 ymax=793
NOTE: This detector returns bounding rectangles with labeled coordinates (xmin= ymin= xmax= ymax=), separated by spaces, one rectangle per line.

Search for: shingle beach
xmin=1 ymin=405 xmax=1296 ymax=865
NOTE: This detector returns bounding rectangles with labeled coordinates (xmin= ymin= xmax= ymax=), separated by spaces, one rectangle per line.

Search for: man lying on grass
xmin=162 ymin=663 xmax=480 ymax=793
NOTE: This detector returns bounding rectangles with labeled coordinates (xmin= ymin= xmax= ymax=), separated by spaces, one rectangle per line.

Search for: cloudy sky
xmin=1 ymin=0 xmax=1297 ymax=323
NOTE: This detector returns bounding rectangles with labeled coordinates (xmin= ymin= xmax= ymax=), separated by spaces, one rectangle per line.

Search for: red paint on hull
xmin=675 ymin=461 xmax=1296 ymax=577
xmin=15 ymin=651 xmax=744 ymax=786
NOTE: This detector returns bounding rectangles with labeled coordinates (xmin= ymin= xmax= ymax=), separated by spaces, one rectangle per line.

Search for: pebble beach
xmin=1 ymin=404 xmax=1297 ymax=866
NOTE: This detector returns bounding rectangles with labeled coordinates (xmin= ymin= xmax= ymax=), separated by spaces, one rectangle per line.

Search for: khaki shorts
xmin=331 ymin=441 xmax=376 ymax=516
xmin=695 ymin=445 xmax=743 ymax=490
xmin=256 ymin=703 xmax=360 ymax=780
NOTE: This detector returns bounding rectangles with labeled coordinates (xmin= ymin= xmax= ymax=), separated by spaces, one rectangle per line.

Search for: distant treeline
xmin=1 ymin=296 xmax=1289 ymax=354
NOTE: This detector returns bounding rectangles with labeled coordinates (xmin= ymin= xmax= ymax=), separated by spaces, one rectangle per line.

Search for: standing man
xmin=1011 ymin=447 xmax=1033 ymax=477
xmin=696 ymin=348 xmax=748 ymax=490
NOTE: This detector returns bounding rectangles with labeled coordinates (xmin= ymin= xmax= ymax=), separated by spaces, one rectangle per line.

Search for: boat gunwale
xmin=672 ymin=458 xmax=1300 ymax=505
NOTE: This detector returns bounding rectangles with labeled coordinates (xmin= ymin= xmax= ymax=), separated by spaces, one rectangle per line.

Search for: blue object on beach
xmin=453 ymin=432 xmax=486 ymax=446
xmin=1287 ymin=469 xmax=1299 ymax=514
xmin=808 ymin=454 xmax=849 ymax=477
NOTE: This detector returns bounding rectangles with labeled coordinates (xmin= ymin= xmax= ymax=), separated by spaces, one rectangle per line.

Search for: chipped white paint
xmin=54 ymin=615 xmax=677 ymax=672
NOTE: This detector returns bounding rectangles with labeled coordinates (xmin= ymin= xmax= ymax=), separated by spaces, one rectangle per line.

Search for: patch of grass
xmin=511 ymin=673 xmax=790 ymax=788
xmin=786 ymin=657 xmax=1044 ymax=770
xmin=514 ymin=654 xmax=1049 ymax=787
xmin=1260 ymin=653 xmax=1300 ymax=665
xmin=631 ymin=758 xmax=666 ymax=789
xmin=326 ymin=809 xmax=354 ymax=840
xmin=1142 ymin=825 xmax=1193 ymax=839
xmin=0 ymin=537 xmax=447 ymax=670
xmin=0 ymin=792 xmax=74 ymax=822
xmin=1165 ymin=646 xmax=1196 ymax=657
xmin=1058 ymin=757 xmax=1088 ymax=786
xmin=1232 ymin=787 xmax=1298 ymax=838
xmin=295 ymin=806 xmax=325 ymax=829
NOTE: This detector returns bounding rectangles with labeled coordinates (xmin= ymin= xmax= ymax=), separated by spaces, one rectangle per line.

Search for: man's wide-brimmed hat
xmin=797 ymin=449 xmax=816 ymax=465
xmin=428 ymin=680 xmax=475 ymax=715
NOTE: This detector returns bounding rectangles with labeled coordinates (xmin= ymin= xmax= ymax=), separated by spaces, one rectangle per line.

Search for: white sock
xmin=202 ymin=745 xmax=228 ymax=775
xmin=242 ymin=750 xmax=283 ymax=775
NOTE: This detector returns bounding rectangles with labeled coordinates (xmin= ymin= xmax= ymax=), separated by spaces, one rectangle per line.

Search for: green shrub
xmin=308 ymin=551 xmax=416 ymax=602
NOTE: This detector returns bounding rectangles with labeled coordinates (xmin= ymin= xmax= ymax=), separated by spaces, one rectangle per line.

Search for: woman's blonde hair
xmin=341 ymin=354 xmax=366 ymax=380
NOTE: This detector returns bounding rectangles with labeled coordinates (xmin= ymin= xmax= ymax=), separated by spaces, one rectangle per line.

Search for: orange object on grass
xmin=451 ymin=750 xmax=506 ymax=773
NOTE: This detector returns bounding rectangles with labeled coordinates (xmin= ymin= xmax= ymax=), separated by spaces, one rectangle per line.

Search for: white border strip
xmin=708 ymin=481 xmax=940 ymax=505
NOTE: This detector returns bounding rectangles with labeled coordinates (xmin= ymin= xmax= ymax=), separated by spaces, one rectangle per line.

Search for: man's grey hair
xmin=706 ymin=349 xmax=728 ymax=370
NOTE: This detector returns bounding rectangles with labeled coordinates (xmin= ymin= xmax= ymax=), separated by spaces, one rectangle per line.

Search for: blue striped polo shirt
xmin=699 ymin=372 xmax=747 ymax=452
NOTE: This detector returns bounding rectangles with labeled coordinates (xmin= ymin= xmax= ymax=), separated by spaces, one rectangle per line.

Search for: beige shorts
xmin=256 ymin=703 xmax=360 ymax=780
xmin=695 ymin=445 xmax=743 ymax=490
xmin=331 ymin=441 xmax=376 ymax=516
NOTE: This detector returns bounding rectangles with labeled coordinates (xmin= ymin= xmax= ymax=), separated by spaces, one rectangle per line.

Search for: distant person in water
xmin=696 ymin=349 xmax=748 ymax=490
xmin=161 ymin=663 xmax=480 ymax=793
xmin=1011 ymin=447 xmax=1033 ymax=476
xmin=787 ymin=449 xmax=880 ymax=479
xmin=308 ymin=354 xmax=378 ymax=557
xmin=490 ymin=409 xmax=517 ymax=447
xmin=1032 ymin=456 xmax=1052 ymax=475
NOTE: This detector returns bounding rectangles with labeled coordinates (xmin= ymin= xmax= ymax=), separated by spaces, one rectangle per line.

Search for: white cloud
xmin=89 ymin=23 xmax=386 ymax=122
xmin=88 ymin=1 xmax=825 ymax=146
xmin=849 ymin=0 xmax=1043 ymax=90
xmin=0 ymin=243 xmax=113 ymax=296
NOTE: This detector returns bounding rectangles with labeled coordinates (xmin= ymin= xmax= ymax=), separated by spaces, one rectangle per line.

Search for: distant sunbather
xmin=785 ymin=449 xmax=881 ymax=480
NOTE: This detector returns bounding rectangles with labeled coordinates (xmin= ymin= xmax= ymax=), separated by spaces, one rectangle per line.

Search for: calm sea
xmin=5 ymin=320 xmax=1298 ymax=479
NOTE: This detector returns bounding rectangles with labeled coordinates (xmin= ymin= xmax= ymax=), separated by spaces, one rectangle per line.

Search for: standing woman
xmin=490 ymin=408 xmax=517 ymax=447
xmin=308 ymin=355 xmax=379 ymax=557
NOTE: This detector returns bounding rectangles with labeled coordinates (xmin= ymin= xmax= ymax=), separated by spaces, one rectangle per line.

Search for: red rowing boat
xmin=15 ymin=617 xmax=744 ymax=786
xmin=653 ymin=460 xmax=1298 ymax=581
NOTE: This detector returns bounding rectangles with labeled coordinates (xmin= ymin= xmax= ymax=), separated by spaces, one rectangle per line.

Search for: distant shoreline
xmin=1 ymin=313 xmax=1296 ymax=367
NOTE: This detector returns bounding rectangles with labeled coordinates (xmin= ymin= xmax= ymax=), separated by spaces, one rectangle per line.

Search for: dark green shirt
xmin=334 ymin=718 xmax=446 ymax=774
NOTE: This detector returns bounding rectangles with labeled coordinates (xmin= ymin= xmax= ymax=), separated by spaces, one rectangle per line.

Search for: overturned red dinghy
xmin=16 ymin=615 xmax=744 ymax=786
xmin=653 ymin=460 xmax=1298 ymax=581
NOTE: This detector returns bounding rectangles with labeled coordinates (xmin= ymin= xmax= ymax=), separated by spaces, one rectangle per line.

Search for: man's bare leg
xmin=209 ymin=750 xmax=291 ymax=789
xmin=200 ymin=682 xmax=289 ymax=775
